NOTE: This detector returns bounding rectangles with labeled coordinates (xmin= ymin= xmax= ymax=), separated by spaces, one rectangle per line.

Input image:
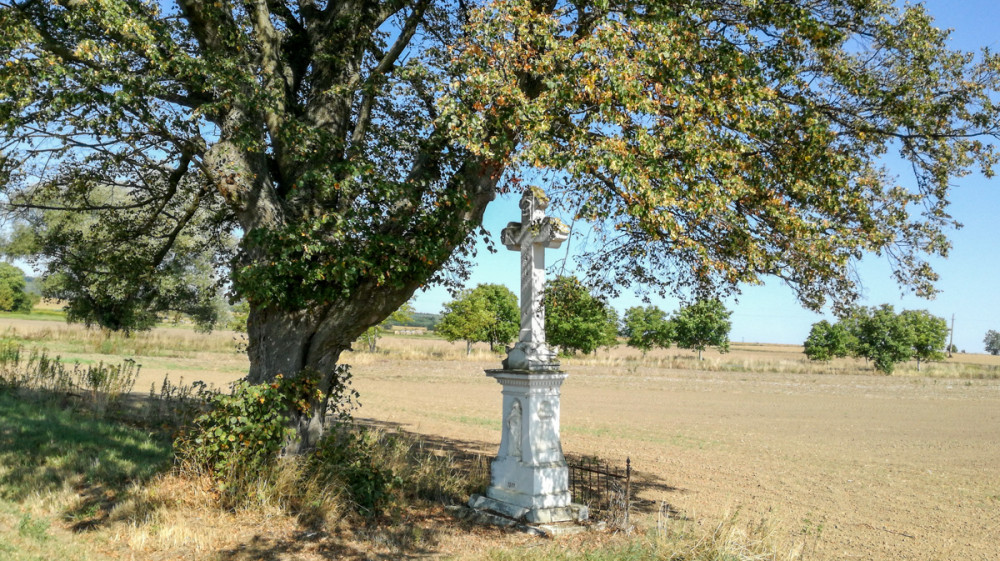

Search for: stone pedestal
xmin=469 ymin=369 xmax=588 ymax=524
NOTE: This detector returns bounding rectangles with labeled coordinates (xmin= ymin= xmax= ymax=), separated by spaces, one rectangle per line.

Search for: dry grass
xmin=358 ymin=336 xmax=1000 ymax=379
xmin=3 ymin=315 xmax=998 ymax=560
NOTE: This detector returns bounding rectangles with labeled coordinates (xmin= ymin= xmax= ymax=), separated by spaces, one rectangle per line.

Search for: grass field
xmin=1 ymin=313 xmax=998 ymax=560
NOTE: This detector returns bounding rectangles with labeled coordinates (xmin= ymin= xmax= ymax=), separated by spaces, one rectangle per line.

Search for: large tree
xmin=3 ymin=0 xmax=999 ymax=449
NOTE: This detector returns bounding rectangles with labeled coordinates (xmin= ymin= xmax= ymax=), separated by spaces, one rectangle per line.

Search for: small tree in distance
xmin=437 ymin=284 xmax=519 ymax=355
xmin=984 ymin=330 xmax=1000 ymax=356
xmin=803 ymin=320 xmax=852 ymax=362
xmin=672 ymin=299 xmax=732 ymax=360
xmin=544 ymin=276 xmax=618 ymax=355
xmin=849 ymin=305 xmax=913 ymax=374
xmin=0 ymin=263 xmax=36 ymax=313
xmin=622 ymin=306 xmax=673 ymax=355
xmin=359 ymin=302 xmax=416 ymax=353
xmin=900 ymin=310 xmax=948 ymax=371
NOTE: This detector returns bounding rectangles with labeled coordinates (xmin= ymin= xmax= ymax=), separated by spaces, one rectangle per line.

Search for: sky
xmin=411 ymin=0 xmax=1000 ymax=354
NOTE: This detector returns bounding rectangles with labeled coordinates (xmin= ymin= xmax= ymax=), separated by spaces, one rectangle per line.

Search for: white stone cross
xmin=500 ymin=187 xmax=568 ymax=371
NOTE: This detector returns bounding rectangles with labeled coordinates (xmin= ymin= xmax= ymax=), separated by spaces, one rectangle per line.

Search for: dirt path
xmin=351 ymin=358 xmax=1000 ymax=561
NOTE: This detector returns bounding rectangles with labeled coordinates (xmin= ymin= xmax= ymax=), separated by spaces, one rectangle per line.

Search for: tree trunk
xmin=466 ymin=340 xmax=472 ymax=356
xmin=245 ymin=283 xmax=418 ymax=454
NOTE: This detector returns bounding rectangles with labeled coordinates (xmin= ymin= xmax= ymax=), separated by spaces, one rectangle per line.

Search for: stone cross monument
xmin=500 ymin=186 xmax=566 ymax=372
xmin=468 ymin=187 xmax=587 ymax=525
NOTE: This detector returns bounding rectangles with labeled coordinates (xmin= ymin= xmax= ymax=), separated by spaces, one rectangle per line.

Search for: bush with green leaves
xmin=175 ymin=366 xmax=356 ymax=489
xmin=308 ymin=429 xmax=402 ymax=517
xmin=0 ymin=263 xmax=36 ymax=313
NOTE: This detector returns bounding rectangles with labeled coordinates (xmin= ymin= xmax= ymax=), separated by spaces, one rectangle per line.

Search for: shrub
xmin=309 ymin=429 xmax=401 ymax=517
xmin=174 ymin=367 xmax=356 ymax=492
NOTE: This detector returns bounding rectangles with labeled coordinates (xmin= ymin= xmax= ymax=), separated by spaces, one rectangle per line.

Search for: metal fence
xmin=568 ymin=456 xmax=631 ymax=529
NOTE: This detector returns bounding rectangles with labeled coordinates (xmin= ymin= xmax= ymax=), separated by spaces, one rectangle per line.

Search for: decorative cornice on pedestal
xmin=485 ymin=370 xmax=567 ymax=388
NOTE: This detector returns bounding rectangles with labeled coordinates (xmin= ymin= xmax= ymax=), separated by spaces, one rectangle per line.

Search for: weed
xmin=17 ymin=514 xmax=49 ymax=541
xmin=0 ymin=342 xmax=140 ymax=414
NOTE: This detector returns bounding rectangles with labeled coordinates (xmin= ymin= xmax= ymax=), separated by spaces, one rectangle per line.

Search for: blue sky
xmin=412 ymin=0 xmax=1000 ymax=353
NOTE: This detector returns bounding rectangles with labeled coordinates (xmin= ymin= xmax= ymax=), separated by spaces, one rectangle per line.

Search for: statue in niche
xmin=506 ymin=400 xmax=522 ymax=459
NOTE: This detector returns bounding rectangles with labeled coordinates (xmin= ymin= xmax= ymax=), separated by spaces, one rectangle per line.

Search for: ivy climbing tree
xmin=3 ymin=0 xmax=999 ymax=450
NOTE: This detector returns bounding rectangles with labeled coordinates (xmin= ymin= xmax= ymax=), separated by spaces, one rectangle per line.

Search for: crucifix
xmin=499 ymin=187 xmax=569 ymax=371
xmin=470 ymin=186 xmax=586 ymax=525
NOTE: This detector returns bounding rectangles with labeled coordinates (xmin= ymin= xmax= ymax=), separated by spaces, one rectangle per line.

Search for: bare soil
xmin=5 ymin=317 xmax=999 ymax=560
xmin=347 ymin=339 xmax=1000 ymax=561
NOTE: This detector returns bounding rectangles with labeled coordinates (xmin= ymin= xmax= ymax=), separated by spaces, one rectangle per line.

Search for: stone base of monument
xmin=467 ymin=493 xmax=589 ymax=525
xmin=447 ymin=504 xmax=598 ymax=538
xmin=464 ymin=366 xmax=589 ymax=534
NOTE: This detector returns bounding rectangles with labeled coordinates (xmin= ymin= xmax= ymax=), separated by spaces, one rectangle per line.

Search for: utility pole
xmin=948 ymin=314 xmax=955 ymax=358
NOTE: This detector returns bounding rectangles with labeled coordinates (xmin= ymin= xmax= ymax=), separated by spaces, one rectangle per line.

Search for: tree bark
xmin=246 ymin=281 xmax=421 ymax=453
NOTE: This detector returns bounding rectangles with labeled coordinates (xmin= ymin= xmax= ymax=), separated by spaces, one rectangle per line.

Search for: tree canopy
xmin=0 ymin=262 xmax=35 ymax=313
xmin=445 ymin=0 xmax=1000 ymax=309
xmin=802 ymin=319 xmax=851 ymax=362
xmin=3 ymin=188 xmax=229 ymax=331
xmin=671 ymin=298 xmax=731 ymax=359
xmin=985 ymin=330 xmax=1000 ymax=356
xmin=3 ymin=0 xmax=999 ymax=447
xmin=544 ymin=275 xmax=618 ymax=355
xmin=899 ymin=309 xmax=947 ymax=371
xmin=621 ymin=305 xmax=672 ymax=354
xmin=806 ymin=306 xmax=948 ymax=372
xmin=436 ymin=283 xmax=518 ymax=354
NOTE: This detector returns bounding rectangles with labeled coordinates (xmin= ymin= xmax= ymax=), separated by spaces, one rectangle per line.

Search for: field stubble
xmin=2 ymin=318 xmax=999 ymax=560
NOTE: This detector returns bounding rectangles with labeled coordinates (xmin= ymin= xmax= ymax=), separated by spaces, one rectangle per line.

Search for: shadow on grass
xmin=0 ymin=389 xmax=172 ymax=530
xmin=216 ymin=521 xmax=447 ymax=561
xmin=355 ymin=416 xmax=689 ymax=522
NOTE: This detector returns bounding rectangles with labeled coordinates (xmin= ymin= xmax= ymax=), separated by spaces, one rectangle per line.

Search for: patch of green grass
xmin=0 ymin=392 xmax=172 ymax=502
xmin=17 ymin=513 xmax=50 ymax=541
xmin=0 ymin=502 xmax=97 ymax=561
xmin=0 ymin=390 xmax=170 ymax=561
xmin=0 ymin=309 xmax=67 ymax=322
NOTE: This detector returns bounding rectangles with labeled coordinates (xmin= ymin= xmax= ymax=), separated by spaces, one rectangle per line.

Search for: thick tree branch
xmin=351 ymin=0 xmax=430 ymax=143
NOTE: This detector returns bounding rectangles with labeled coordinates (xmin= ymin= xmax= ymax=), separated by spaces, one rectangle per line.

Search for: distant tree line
xmin=803 ymin=305 xmax=948 ymax=373
xmin=435 ymin=276 xmax=733 ymax=359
